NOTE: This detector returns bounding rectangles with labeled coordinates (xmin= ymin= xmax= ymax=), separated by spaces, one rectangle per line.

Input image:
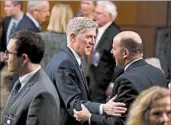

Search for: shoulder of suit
xmin=2 ymin=16 xmax=11 ymax=24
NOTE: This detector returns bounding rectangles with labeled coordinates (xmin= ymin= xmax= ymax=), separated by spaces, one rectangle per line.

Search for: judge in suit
xmin=89 ymin=1 xmax=121 ymax=103
xmin=74 ymin=31 xmax=168 ymax=125
xmin=46 ymin=17 xmax=126 ymax=125
xmin=2 ymin=31 xmax=60 ymax=125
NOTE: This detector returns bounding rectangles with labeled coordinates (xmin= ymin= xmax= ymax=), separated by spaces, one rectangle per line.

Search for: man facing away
xmin=46 ymin=17 xmax=126 ymax=125
xmin=2 ymin=31 xmax=60 ymax=125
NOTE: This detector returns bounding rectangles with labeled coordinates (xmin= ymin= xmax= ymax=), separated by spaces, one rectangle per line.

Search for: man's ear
xmin=69 ymin=34 xmax=76 ymax=43
xmin=22 ymin=54 xmax=29 ymax=65
xmin=123 ymin=48 xmax=129 ymax=58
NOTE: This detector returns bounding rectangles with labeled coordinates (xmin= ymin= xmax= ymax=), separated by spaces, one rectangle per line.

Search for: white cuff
xmin=88 ymin=113 xmax=92 ymax=125
xmin=99 ymin=104 xmax=104 ymax=114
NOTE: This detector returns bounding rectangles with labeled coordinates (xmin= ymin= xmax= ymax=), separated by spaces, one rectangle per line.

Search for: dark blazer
xmin=90 ymin=22 xmax=120 ymax=103
xmin=89 ymin=59 xmax=168 ymax=125
xmin=2 ymin=68 xmax=60 ymax=125
xmin=46 ymin=46 xmax=101 ymax=125
xmin=39 ymin=31 xmax=90 ymax=80
xmin=0 ymin=14 xmax=40 ymax=52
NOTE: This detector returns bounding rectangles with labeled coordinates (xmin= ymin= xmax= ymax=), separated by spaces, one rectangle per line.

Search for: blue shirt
xmin=6 ymin=13 xmax=24 ymax=45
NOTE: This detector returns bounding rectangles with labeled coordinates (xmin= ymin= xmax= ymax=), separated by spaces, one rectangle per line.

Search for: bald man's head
xmin=112 ymin=31 xmax=143 ymax=66
xmin=113 ymin=31 xmax=143 ymax=54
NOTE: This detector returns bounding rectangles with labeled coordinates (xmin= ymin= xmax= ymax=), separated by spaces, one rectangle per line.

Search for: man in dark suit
xmin=26 ymin=0 xmax=50 ymax=32
xmin=2 ymin=31 xmax=60 ymax=125
xmin=89 ymin=1 xmax=121 ymax=103
xmin=46 ymin=17 xmax=126 ymax=125
xmin=74 ymin=31 xmax=168 ymax=125
xmin=1 ymin=1 xmax=48 ymax=52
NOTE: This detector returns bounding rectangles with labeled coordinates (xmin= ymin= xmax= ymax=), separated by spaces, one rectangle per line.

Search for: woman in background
xmin=77 ymin=1 xmax=96 ymax=20
xmin=127 ymin=86 xmax=171 ymax=125
xmin=39 ymin=3 xmax=73 ymax=68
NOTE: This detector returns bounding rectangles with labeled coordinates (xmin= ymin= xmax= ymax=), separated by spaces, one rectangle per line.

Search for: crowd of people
xmin=0 ymin=1 xmax=170 ymax=125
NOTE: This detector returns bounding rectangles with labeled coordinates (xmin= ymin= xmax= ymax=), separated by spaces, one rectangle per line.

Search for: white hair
xmin=27 ymin=0 xmax=48 ymax=11
xmin=66 ymin=17 xmax=97 ymax=45
xmin=97 ymin=1 xmax=118 ymax=21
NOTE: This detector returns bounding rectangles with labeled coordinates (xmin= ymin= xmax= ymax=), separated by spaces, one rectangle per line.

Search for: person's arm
xmin=26 ymin=92 xmax=59 ymax=125
xmin=56 ymin=63 xmax=100 ymax=115
xmin=74 ymin=78 xmax=138 ymax=125
xmin=56 ymin=62 xmax=123 ymax=116
xmin=89 ymin=78 xmax=138 ymax=125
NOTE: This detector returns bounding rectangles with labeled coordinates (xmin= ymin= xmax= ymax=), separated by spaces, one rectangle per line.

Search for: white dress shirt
xmin=124 ymin=58 xmax=143 ymax=71
xmin=67 ymin=45 xmax=81 ymax=66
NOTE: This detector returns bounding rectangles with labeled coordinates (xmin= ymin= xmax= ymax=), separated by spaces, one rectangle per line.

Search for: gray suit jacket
xmin=2 ymin=68 xmax=60 ymax=125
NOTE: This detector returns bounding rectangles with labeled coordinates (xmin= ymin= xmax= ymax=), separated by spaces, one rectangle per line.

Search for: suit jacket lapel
xmin=25 ymin=14 xmax=41 ymax=32
xmin=8 ymin=69 xmax=41 ymax=113
xmin=63 ymin=46 xmax=90 ymax=95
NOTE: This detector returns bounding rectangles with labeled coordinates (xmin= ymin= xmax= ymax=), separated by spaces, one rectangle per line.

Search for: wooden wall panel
xmin=136 ymin=1 xmax=167 ymax=26
xmin=115 ymin=1 xmax=137 ymax=25
xmin=121 ymin=26 xmax=156 ymax=58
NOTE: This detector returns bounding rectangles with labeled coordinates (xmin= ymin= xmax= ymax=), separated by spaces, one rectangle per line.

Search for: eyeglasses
xmin=5 ymin=50 xmax=17 ymax=56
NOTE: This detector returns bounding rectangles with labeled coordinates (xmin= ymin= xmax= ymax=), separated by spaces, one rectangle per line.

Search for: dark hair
xmin=121 ymin=38 xmax=143 ymax=54
xmin=10 ymin=30 xmax=45 ymax=64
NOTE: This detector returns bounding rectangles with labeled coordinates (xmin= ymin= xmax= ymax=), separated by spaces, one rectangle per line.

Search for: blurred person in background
xmin=39 ymin=3 xmax=73 ymax=68
xmin=89 ymin=1 xmax=121 ymax=103
xmin=77 ymin=1 xmax=96 ymax=20
xmin=127 ymin=86 xmax=171 ymax=125
xmin=26 ymin=0 xmax=50 ymax=32
xmin=0 ymin=17 xmax=3 ymax=68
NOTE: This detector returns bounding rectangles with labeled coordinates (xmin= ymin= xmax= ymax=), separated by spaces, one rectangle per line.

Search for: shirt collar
xmin=26 ymin=12 xmax=40 ymax=29
xmin=19 ymin=65 xmax=41 ymax=88
xmin=124 ymin=58 xmax=143 ymax=71
xmin=98 ymin=21 xmax=113 ymax=32
xmin=67 ymin=45 xmax=81 ymax=66
xmin=11 ymin=13 xmax=24 ymax=26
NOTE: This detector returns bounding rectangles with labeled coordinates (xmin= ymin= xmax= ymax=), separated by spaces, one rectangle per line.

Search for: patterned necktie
xmin=10 ymin=79 xmax=21 ymax=102
xmin=9 ymin=22 xmax=17 ymax=37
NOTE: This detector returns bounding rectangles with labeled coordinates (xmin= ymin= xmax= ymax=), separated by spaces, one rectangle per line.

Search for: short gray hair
xmin=27 ymin=0 xmax=48 ymax=11
xmin=97 ymin=1 xmax=118 ymax=21
xmin=66 ymin=17 xmax=97 ymax=35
